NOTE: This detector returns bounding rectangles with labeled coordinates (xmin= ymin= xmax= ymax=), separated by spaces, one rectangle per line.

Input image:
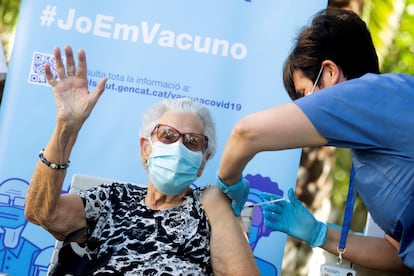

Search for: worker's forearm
xmin=218 ymin=126 xmax=256 ymax=185
xmin=322 ymin=227 xmax=408 ymax=272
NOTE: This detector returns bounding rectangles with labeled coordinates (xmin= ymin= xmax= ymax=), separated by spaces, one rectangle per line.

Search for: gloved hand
xmin=216 ymin=175 xmax=249 ymax=216
xmin=262 ymin=188 xmax=327 ymax=248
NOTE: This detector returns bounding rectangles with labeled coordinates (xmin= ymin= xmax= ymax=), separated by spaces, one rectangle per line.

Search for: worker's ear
xmin=321 ymin=60 xmax=346 ymax=86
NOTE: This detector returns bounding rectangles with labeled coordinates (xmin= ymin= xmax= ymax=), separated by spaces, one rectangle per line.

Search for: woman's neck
xmin=145 ymin=183 xmax=188 ymax=210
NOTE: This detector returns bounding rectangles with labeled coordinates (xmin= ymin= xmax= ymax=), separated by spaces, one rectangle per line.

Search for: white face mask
xmin=147 ymin=140 xmax=203 ymax=195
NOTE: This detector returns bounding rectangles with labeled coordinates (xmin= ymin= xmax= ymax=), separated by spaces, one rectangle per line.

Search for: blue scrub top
xmin=295 ymin=73 xmax=414 ymax=269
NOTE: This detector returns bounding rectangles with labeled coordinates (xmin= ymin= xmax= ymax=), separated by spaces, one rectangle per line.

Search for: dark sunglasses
xmin=151 ymin=124 xmax=208 ymax=152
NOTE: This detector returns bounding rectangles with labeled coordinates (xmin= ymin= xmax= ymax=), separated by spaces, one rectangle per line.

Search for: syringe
xmin=243 ymin=197 xmax=287 ymax=209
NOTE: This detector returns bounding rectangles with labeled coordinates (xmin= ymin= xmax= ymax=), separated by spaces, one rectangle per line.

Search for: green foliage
xmin=363 ymin=0 xmax=414 ymax=74
xmin=381 ymin=1 xmax=414 ymax=74
xmin=0 ymin=0 xmax=20 ymax=28
xmin=0 ymin=0 xmax=21 ymax=59
xmin=362 ymin=0 xmax=400 ymax=64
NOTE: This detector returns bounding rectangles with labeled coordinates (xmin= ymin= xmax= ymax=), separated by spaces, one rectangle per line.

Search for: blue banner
xmin=0 ymin=1 xmax=326 ymax=275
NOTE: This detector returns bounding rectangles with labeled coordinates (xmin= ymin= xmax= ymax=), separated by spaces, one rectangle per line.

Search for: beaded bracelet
xmin=39 ymin=149 xmax=70 ymax=169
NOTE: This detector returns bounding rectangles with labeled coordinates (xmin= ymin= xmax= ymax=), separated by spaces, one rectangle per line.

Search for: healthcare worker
xmin=216 ymin=8 xmax=414 ymax=273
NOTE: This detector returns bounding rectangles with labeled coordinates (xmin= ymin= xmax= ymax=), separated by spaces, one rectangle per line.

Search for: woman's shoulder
xmin=193 ymin=185 xmax=227 ymax=200
xmin=199 ymin=185 xmax=231 ymax=213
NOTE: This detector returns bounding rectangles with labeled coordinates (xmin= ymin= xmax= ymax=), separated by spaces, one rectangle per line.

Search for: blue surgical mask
xmin=147 ymin=140 xmax=203 ymax=195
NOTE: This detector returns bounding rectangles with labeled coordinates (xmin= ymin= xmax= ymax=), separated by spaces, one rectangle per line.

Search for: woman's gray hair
xmin=139 ymin=98 xmax=217 ymax=158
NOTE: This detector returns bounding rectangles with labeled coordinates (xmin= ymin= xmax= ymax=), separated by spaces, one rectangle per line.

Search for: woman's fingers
xmin=44 ymin=63 xmax=56 ymax=87
xmin=64 ymin=45 xmax=76 ymax=77
xmin=54 ymin=47 xmax=66 ymax=80
xmin=90 ymin=77 xmax=108 ymax=101
xmin=76 ymin=49 xmax=87 ymax=79
xmin=47 ymin=45 xmax=91 ymax=88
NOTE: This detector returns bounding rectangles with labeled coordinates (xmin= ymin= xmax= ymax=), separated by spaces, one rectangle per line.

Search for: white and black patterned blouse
xmin=77 ymin=183 xmax=213 ymax=275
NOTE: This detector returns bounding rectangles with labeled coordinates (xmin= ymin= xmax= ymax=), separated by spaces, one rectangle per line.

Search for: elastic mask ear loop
xmin=145 ymin=136 xmax=156 ymax=166
xmin=306 ymin=66 xmax=324 ymax=96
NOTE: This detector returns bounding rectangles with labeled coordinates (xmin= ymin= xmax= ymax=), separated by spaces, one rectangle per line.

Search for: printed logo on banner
xmin=245 ymin=174 xmax=283 ymax=275
xmin=0 ymin=178 xmax=51 ymax=275
xmin=27 ymin=51 xmax=244 ymax=111
xmin=38 ymin=5 xmax=248 ymax=60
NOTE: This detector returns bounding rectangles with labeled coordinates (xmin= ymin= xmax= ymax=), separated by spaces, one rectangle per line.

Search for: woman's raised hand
xmin=44 ymin=45 xmax=107 ymax=128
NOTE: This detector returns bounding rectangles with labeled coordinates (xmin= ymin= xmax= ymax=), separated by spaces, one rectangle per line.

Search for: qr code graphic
xmin=28 ymin=52 xmax=64 ymax=86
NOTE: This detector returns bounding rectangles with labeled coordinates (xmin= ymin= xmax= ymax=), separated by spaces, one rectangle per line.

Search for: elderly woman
xmin=25 ymin=45 xmax=259 ymax=275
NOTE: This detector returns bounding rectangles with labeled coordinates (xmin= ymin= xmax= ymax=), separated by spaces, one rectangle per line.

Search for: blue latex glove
xmin=262 ymin=188 xmax=327 ymax=248
xmin=216 ymin=175 xmax=249 ymax=216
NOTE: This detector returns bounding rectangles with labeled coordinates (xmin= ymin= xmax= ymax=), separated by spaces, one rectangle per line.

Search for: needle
xmin=243 ymin=197 xmax=287 ymax=208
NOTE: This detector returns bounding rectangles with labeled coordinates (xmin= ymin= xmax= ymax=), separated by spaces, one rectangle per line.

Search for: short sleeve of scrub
xmin=295 ymin=73 xmax=414 ymax=158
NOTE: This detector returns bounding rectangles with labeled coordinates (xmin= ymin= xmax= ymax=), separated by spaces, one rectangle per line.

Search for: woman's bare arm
xmin=24 ymin=45 xmax=107 ymax=241
xmin=203 ymin=185 xmax=260 ymax=275
xmin=26 ymin=131 xmax=86 ymax=241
